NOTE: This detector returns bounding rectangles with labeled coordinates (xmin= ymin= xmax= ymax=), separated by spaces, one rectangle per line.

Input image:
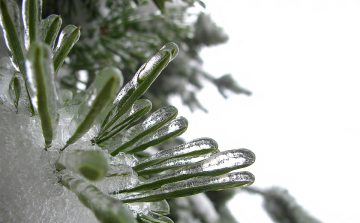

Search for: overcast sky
xmin=171 ymin=0 xmax=360 ymax=222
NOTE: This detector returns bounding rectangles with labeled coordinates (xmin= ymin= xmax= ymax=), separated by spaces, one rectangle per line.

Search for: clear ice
xmin=40 ymin=14 xmax=62 ymax=49
xmin=108 ymin=105 xmax=178 ymax=155
xmin=136 ymin=151 xmax=218 ymax=176
xmin=22 ymin=0 xmax=42 ymax=50
xmin=96 ymin=99 xmax=152 ymax=143
xmin=122 ymin=149 xmax=255 ymax=192
xmin=124 ymin=116 xmax=189 ymax=154
xmin=0 ymin=16 xmax=255 ymax=220
xmin=133 ymin=137 xmax=219 ymax=171
xmin=99 ymin=43 xmax=179 ymax=133
xmin=25 ymin=42 xmax=59 ymax=147
xmin=0 ymin=0 xmax=25 ymax=73
xmin=121 ymin=171 xmax=255 ymax=203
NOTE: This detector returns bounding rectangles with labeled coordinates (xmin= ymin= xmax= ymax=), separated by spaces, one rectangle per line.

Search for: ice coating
xmin=136 ymin=151 xmax=218 ymax=176
xmin=40 ymin=14 xmax=62 ymax=48
xmin=58 ymin=89 xmax=73 ymax=105
xmin=0 ymin=29 xmax=256 ymax=222
xmin=56 ymin=150 xmax=109 ymax=181
xmin=123 ymin=106 xmax=178 ymax=143
xmin=97 ymin=99 xmax=152 ymax=142
xmin=123 ymin=148 xmax=255 ymax=192
xmin=52 ymin=24 xmax=80 ymax=73
xmin=99 ymin=81 xmax=135 ymax=130
xmin=138 ymin=211 xmax=174 ymax=223
xmin=124 ymin=116 xmax=189 ymax=154
xmin=109 ymin=99 xmax=152 ymax=132
xmin=160 ymin=42 xmax=179 ymax=61
xmin=100 ymin=43 xmax=179 ymax=133
xmin=62 ymin=177 xmax=137 ymax=223
xmin=150 ymin=200 xmax=170 ymax=215
xmin=0 ymin=64 xmax=33 ymax=114
xmin=65 ymin=67 xmax=122 ymax=147
xmin=121 ymin=171 xmax=255 ymax=203
xmin=201 ymin=148 xmax=255 ymax=172
xmin=22 ymin=0 xmax=42 ymax=50
xmin=25 ymin=42 xmax=59 ymax=147
xmin=0 ymin=0 xmax=25 ymax=73
xmin=135 ymin=42 xmax=179 ymax=85
xmin=133 ymin=137 xmax=218 ymax=171
xmin=108 ymin=106 xmax=178 ymax=156
xmin=0 ymin=56 xmax=15 ymax=77
xmin=53 ymin=25 xmax=79 ymax=55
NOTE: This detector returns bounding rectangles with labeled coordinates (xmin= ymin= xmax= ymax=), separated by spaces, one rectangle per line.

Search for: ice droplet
xmin=58 ymin=89 xmax=73 ymax=106
xmin=135 ymin=42 xmax=178 ymax=85
xmin=149 ymin=200 xmax=170 ymax=215
xmin=8 ymin=74 xmax=21 ymax=113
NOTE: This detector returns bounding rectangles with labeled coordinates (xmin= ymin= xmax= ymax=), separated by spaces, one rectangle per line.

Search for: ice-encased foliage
xmin=0 ymin=0 xmax=256 ymax=222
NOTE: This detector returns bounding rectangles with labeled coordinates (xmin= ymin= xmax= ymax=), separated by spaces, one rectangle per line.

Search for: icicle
xmin=124 ymin=116 xmax=189 ymax=154
xmin=25 ymin=41 xmax=58 ymax=148
xmin=120 ymin=148 xmax=255 ymax=193
xmin=121 ymin=171 xmax=255 ymax=203
xmin=133 ymin=137 xmax=218 ymax=171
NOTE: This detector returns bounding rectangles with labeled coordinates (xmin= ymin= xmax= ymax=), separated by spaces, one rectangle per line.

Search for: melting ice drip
xmin=0 ymin=1 xmax=256 ymax=222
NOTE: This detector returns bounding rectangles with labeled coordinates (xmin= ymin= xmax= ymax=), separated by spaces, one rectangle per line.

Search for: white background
xmin=171 ymin=0 xmax=360 ymax=222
